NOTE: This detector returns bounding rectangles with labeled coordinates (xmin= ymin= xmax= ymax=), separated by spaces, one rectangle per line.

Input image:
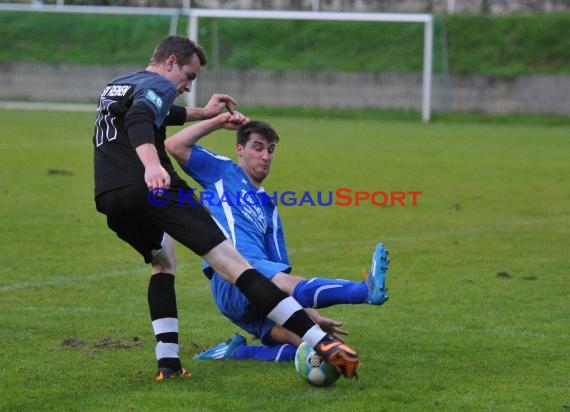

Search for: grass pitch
xmin=0 ymin=109 xmax=568 ymax=411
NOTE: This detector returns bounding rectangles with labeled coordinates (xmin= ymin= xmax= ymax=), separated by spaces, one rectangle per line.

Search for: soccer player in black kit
xmin=92 ymin=35 xmax=360 ymax=381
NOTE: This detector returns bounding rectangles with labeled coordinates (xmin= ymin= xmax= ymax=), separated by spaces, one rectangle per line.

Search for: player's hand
xmin=219 ymin=111 xmax=249 ymax=130
xmin=314 ymin=316 xmax=349 ymax=341
xmin=202 ymin=93 xmax=237 ymax=118
xmin=144 ymin=163 xmax=171 ymax=191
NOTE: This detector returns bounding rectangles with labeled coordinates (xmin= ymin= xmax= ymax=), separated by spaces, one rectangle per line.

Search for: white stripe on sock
xmin=266 ymin=296 xmax=303 ymax=326
xmin=302 ymin=325 xmax=327 ymax=348
xmin=313 ymin=284 xmax=343 ymax=308
xmin=152 ymin=317 xmax=178 ymax=335
xmin=275 ymin=344 xmax=291 ymax=362
xmin=156 ymin=342 xmax=179 ymax=360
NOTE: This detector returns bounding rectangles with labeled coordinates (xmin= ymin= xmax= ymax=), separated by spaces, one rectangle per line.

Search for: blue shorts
xmin=209 ymin=259 xmax=291 ymax=345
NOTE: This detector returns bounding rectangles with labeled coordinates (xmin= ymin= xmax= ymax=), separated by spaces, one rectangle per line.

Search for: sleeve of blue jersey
xmin=183 ymin=145 xmax=232 ymax=185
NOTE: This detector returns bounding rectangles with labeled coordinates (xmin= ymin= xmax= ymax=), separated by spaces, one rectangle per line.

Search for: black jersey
xmin=93 ymin=70 xmax=188 ymax=197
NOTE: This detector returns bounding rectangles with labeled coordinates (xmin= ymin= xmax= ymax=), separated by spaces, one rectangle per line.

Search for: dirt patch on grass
xmin=61 ymin=336 xmax=141 ymax=355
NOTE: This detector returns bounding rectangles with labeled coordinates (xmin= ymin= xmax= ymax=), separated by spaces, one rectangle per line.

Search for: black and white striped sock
xmin=235 ymin=269 xmax=327 ymax=347
xmin=148 ymin=273 xmax=181 ymax=370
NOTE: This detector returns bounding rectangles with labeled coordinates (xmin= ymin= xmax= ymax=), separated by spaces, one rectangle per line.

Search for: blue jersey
xmin=182 ymin=145 xmax=290 ymax=342
xmin=184 ymin=145 xmax=291 ymax=344
xmin=183 ymin=145 xmax=290 ymax=273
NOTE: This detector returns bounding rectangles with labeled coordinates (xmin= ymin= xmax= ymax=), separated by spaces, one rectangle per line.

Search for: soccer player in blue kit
xmin=93 ymin=35 xmax=360 ymax=380
xmin=165 ymin=111 xmax=390 ymax=362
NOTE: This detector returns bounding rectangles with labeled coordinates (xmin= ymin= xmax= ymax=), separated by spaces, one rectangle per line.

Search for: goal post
xmin=0 ymin=4 xmax=434 ymax=121
xmin=187 ymin=9 xmax=434 ymax=122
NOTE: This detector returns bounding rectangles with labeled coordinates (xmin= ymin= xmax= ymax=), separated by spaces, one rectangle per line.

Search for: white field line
xmin=386 ymin=323 xmax=569 ymax=340
xmin=4 ymin=305 xmax=567 ymax=340
xmin=1 ymin=215 xmax=567 ymax=293
xmin=0 ymin=101 xmax=95 ymax=112
xmin=0 ymin=262 xmax=201 ymax=294
xmin=0 ymin=269 xmax=139 ymax=292
xmin=287 ymin=215 xmax=569 ymax=255
xmin=5 ymin=305 xmax=138 ymax=316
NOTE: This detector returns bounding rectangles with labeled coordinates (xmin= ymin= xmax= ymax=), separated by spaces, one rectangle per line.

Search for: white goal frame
xmin=0 ymin=4 xmax=433 ymax=121
xmin=186 ymin=9 xmax=434 ymax=122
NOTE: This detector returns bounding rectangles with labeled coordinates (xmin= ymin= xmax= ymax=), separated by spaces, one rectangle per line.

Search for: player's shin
xmin=235 ymin=269 xmax=326 ymax=347
xmin=148 ymin=273 xmax=181 ymax=371
xmin=293 ymin=278 xmax=368 ymax=308
xmin=235 ymin=269 xmax=361 ymax=378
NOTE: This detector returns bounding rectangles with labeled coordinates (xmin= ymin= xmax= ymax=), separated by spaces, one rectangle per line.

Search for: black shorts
xmin=95 ymin=184 xmax=227 ymax=263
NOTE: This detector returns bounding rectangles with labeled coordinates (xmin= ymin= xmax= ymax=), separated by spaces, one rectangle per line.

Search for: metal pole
xmin=186 ymin=12 xmax=198 ymax=107
xmin=169 ymin=14 xmax=179 ymax=35
xmin=422 ymin=16 xmax=433 ymax=123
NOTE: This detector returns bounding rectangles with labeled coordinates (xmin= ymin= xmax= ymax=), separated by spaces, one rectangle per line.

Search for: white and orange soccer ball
xmin=294 ymin=342 xmax=341 ymax=387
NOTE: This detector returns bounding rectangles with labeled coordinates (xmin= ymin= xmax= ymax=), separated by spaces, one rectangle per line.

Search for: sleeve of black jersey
xmin=166 ymin=105 xmax=187 ymax=126
xmin=124 ymin=102 xmax=156 ymax=148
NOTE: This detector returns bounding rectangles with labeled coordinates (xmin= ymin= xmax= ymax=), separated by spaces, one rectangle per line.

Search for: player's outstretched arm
xmin=166 ymin=111 xmax=248 ymax=165
xmin=184 ymin=93 xmax=237 ymax=121
xmin=267 ymin=309 xmax=348 ymax=346
xmin=305 ymin=308 xmax=349 ymax=341
xmin=135 ymin=143 xmax=171 ymax=190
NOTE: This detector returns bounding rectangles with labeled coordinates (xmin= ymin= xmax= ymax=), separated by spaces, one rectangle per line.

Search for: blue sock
xmin=232 ymin=344 xmax=296 ymax=362
xmin=292 ymin=278 xmax=368 ymax=308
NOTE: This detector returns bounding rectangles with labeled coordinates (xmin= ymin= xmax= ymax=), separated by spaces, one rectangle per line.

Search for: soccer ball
xmin=294 ymin=342 xmax=341 ymax=387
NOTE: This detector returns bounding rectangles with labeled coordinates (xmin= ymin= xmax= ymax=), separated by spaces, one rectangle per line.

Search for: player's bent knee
xmin=150 ymin=235 xmax=177 ymax=274
xmin=272 ymin=273 xmax=303 ymax=295
xmin=202 ymin=239 xmax=251 ymax=283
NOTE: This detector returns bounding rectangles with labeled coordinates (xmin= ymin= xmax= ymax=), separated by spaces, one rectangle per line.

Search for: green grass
xmin=0 ymin=109 xmax=569 ymax=411
xmin=445 ymin=14 xmax=570 ymax=77
xmin=243 ymin=106 xmax=570 ymax=127
xmin=0 ymin=13 xmax=172 ymax=64
xmin=1 ymin=11 xmax=569 ymax=76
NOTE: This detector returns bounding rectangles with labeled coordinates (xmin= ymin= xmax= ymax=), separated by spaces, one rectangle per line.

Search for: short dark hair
xmin=237 ymin=121 xmax=280 ymax=146
xmin=150 ymin=35 xmax=207 ymax=67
